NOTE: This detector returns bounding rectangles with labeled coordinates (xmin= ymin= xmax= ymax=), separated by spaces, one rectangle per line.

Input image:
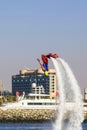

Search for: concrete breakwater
xmin=0 ymin=109 xmax=57 ymax=122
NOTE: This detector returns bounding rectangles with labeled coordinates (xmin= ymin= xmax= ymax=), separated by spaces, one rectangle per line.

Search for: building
xmin=12 ymin=68 xmax=57 ymax=99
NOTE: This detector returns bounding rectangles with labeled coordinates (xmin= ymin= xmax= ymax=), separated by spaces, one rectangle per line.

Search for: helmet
xmin=44 ymin=71 xmax=49 ymax=76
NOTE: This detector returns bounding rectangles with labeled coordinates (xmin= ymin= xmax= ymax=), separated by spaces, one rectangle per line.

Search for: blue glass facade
xmin=12 ymin=71 xmax=49 ymax=95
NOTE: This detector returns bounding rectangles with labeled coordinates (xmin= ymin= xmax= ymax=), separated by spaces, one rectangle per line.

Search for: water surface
xmin=0 ymin=122 xmax=86 ymax=130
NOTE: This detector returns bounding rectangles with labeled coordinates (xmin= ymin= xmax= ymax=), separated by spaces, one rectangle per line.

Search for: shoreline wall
xmin=0 ymin=109 xmax=87 ymax=123
xmin=0 ymin=109 xmax=57 ymax=122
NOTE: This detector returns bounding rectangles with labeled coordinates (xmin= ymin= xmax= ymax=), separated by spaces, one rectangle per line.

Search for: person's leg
xmin=37 ymin=58 xmax=45 ymax=71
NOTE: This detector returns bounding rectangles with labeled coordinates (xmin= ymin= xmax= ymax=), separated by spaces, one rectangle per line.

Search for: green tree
xmin=6 ymin=95 xmax=16 ymax=102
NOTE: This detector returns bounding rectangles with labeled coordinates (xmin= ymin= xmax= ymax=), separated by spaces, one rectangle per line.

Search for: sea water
xmin=0 ymin=123 xmax=86 ymax=130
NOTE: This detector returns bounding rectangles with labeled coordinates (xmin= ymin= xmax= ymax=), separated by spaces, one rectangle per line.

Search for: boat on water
xmin=0 ymin=97 xmax=83 ymax=112
xmin=0 ymin=98 xmax=58 ymax=110
xmin=0 ymin=92 xmax=86 ymax=112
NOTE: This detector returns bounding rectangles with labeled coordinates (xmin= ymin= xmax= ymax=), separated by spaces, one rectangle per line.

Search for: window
xmin=13 ymin=80 xmax=15 ymax=82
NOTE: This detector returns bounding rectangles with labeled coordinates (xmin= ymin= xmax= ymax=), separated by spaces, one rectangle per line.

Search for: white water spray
xmin=51 ymin=58 xmax=65 ymax=130
xmin=51 ymin=57 xmax=84 ymax=130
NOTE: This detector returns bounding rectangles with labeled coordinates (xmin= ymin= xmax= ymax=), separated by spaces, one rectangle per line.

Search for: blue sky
xmin=0 ymin=0 xmax=87 ymax=95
